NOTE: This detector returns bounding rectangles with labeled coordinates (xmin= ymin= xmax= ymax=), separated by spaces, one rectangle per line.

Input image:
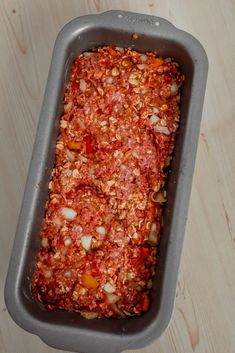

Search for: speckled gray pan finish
xmin=4 ymin=10 xmax=208 ymax=353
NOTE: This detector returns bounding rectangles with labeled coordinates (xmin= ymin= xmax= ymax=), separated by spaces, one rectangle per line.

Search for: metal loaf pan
xmin=4 ymin=10 xmax=208 ymax=353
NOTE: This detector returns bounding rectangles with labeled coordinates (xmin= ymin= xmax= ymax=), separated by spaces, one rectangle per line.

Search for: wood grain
xmin=0 ymin=1 xmax=234 ymax=352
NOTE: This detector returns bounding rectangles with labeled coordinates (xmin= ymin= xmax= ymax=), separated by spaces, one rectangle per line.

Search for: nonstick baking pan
xmin=4 ymin=10 xmax=208 ymax=353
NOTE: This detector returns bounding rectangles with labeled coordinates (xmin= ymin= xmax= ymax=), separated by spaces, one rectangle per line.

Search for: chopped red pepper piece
xmin=141 ymin=247 xmax=150 ymax=258
xmin=142 ymin=293 xmax=150 ymax=312
xmin=84 ymin=135 xmax=94 ymax=154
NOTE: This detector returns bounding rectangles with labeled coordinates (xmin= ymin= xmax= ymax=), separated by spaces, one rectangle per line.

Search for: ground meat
xmin=32 ymin=46 xmax=184 ymax=318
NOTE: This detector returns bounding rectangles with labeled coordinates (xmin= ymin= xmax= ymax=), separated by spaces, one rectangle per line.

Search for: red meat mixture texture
xmin=32 ymin=46 xmax=184 ymax=319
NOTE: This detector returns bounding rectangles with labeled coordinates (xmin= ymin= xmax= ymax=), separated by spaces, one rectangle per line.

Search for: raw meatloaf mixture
xmin=32 ymin=46 xmax=184 ymax=318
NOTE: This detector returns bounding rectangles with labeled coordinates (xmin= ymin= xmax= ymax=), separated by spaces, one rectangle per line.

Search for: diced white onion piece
xmin=170 ymin=82 xmax=178 ymax=95
xmin=103 ymin=282 xmax=115 ymax=293
xmin=96 ymin=226 xmax=106 ymax=235
xmin=114 ymin=150 xmax=119 ymax=158
xmin=109 ymin=116 xmax=117 ymax=123
xmin=66 ymin=149 xmax=75 ymax=161
xmin=129 ymin=73 xmax=139 ymax=85
xmin=111 ymin=303 xmax=126 ymax=318
xmin=80 ymin=311 xmax=98 ymax=319
xmin=80 ymin=155 xmax=88 ymax=163
xmin=132 ymin=232 xmax=139 ymax=239
xmin=64 ymin=270 xmax=71 ymax=277
xmin=77 ymin=118 xmax=85 ymax=129
xmin=107 ymin=180 xmax=115 ymax=187
xmin=41 ymin=238 xmax=48 ymax=248
xmin=152 ymin=106 xmax=159 ymax=114
xmin=64 ymin=238 xmax=72 ymax=246
xmin=72 ymin=169 xmax=79 ymax=178
xmin=129 ymin=78 xmax=138 ymax=85
xmin=151 ymin=190 xmax=166 ymax=203
xmin=107 ymin=293 xmax=120 ymax=303
xmin=111 ymin=67 xmax=119 ymax=76
xmin=61 ymin=207 xmax=77 ymax=220
xmin=133 ymin=87 xmax=141 ymax=94
xmin=132 ymin=151 xmax=139 ymax=159
xmin=83 ymin=52 xmax=93 ymax=57
xmin=106 ymin=76 xmax=113 ymax=84
xmin=153 ymin=191 xmax=167 ymax=204
xmin=64 ymin=101 xmax=73 ymax=113
xmin=149 ymin=114 xmax=160 ymax=125
xmin=53 ymin=217 xmax=62 ymax=226
xmin=79 ymin=79 xmax=87 ymax=92
xmin=148 ymin=222 xmax=158 ymax=245
xmin=148 ymin=232 xmax=158 ymax=245
xmin=127 ymin=272 xmax=135 ymax=280
xmin=140 ymin=54 xmax=148 ymax=62
xmin=60 ymin=120 xmax=67 ymax=129
xmin=137 ymin=64 xmax=146 ymax=70
xmin=81 ymin=235 xmax=92 ymax=251
xmin=155 ymin=126 xmax=171 ymax=135
xmin=151 ymin=222 xmax=157 ymax=232
xmin=141 ymin=87 xmax=148 ymax=94
xmin=54 ymin=251 xmax=61 ymax=259
xmin=115 ymin=46 xmax=124 ymax=52
xmin=129 ymin=72 xmax=138 ymax=79
xmin=44 ymin=270 xmax=52 ymax=278
xmin=133 ymin=168 xmax=140 ymax=176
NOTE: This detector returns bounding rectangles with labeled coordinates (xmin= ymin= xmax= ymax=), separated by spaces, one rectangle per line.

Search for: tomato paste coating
xmin=32 ymin=47 xmax=184 ymax=318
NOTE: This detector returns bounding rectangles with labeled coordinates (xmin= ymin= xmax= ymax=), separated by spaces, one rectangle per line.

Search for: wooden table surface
xmin=0 ymin=1 xmax=234 ymax=352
